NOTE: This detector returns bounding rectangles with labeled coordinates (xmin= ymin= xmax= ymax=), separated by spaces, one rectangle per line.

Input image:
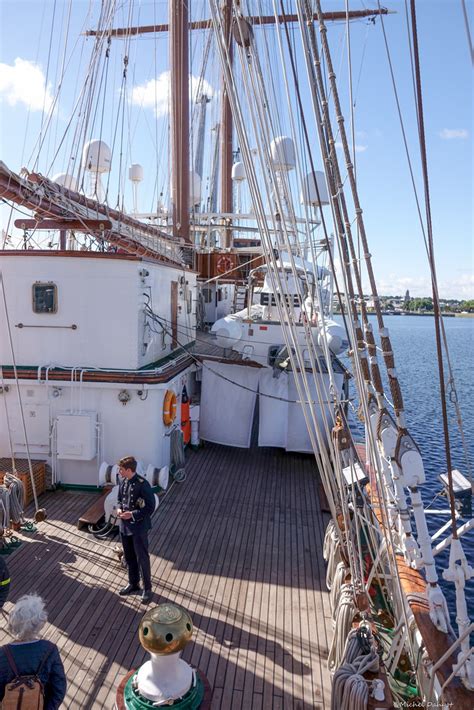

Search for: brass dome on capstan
xmin=139 ymin=603 xmax=193 ymax=655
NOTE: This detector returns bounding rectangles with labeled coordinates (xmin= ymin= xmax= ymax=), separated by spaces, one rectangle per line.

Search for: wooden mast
xmin=221 ymin=0 xmax=233 ymax=249
xmin=169 ymin=0 xmax=190 ymax=245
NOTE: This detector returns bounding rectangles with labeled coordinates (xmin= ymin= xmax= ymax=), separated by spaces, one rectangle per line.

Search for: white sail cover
xmin=258 ymin=370 xmax=288 ymax=447
xmin=199 ymin=362 xmax=259 ymax=447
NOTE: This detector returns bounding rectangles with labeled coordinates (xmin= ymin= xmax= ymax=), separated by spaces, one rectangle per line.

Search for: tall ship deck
xmin=2 ymin=443 xmax=333 ymax=709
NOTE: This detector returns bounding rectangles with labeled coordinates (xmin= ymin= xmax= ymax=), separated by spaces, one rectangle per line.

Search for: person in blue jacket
xmin=116 ymin=455 xmax=156 ymax=604
xmin=0 ymin=594 xmax=66 ymax=709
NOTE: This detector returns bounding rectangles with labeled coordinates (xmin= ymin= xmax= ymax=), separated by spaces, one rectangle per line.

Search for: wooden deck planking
xmin=1 ymin=443 xmax=333 ymax=709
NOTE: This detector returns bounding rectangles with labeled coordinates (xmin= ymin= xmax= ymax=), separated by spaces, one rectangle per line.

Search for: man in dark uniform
xmin=117 ymin=455 xmax=156 ymax=604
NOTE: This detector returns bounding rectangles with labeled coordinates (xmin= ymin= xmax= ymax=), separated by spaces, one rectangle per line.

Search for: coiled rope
xmin=331 ymin=628 xmax=380 ymax=710
xmin=324 ymin=520 xmax=343 ymax=591
xmin=328 ymin=583 xmax=358 ymax=672
xmin=4 ymin=475 xmax=24 ymax=525
xmin=0 ymin=490 xmax=9 ymax=533
xmin=330 ymin=561 xmax=350 ymax=619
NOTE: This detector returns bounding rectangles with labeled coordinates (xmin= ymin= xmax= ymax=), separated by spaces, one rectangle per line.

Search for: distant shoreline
xmin=336 ymin=311 xmax=474 ymax=318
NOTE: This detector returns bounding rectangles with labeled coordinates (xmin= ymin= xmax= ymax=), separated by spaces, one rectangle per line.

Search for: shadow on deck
xmin=1 ymin=442 xmax=333 ymax=709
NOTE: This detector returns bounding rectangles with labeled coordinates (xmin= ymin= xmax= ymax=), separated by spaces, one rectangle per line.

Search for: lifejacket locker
xmin=181 ymin=386 xmax=191 ymax=444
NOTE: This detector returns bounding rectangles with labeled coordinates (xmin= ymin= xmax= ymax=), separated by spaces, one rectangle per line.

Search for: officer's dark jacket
xmin=117 ymin=473 xmax=156 ymax=534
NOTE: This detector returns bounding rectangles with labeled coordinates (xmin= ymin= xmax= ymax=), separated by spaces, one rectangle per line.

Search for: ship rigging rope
xmin=286 ymin=0 xmax=428 ymax=660
xmin=0 ymin=368 xmax=16 ymax=479
xmin=327 ymin=583 xmax=358 ymax=672
xmin=32 ymin=0 xmax=57 ymax=173
xmin=272 ymin=6 xmax=390 ymax=588
xmin=144 ymin=306 xmax=341 ymax=406
xmin=409 ymin=0 xmax=458 ymax=539
xmin=331 ymin=628 xmax=380 ymax=710
xmin=223 ymin=6 xmax=341 ymax=495
xmin=3 ymin=475 xmax=24 ymax=525
xmin=302 ymin=0 xmax=451 ymax=646
xmin=212 ymin=0 xmax=377 ymax=530
xmin=377 ymin=1 xmax=472 ymax=484
xmin=0 ymin=273 xmax=42 ymax=516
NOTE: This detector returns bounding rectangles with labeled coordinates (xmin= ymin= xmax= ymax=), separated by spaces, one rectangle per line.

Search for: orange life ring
xmin=216 ymin=254 xmax=234 ymax=274
xmin=163 ymin=390 xmax=177 ymax=426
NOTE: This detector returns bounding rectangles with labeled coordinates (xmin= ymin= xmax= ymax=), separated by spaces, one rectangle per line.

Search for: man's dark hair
xmin=118 ymin=456 xmax=137 ymax=472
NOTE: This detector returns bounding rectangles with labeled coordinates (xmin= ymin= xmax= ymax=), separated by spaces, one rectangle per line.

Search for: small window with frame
xmin=32 ymin=282 xmax=58 ymax=314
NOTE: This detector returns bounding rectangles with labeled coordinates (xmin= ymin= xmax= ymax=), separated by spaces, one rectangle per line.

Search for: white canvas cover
xmin=258 ymin=370 xmax=288 ymax=447
xmin=199 ymin=361 xmax=259 ymax=447
xmin=286 ymin=373 xmax=332 ymax=452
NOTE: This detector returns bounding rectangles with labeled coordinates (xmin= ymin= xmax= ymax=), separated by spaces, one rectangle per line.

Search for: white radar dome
xmin=189 ymin=171 xmax=201 ymax=207
xmin=270 ymin=136 xmax=295 ymax=171
xmin=318 ymin=321 xmax=349 ymax=356
xmin=52 ymin=172 xmax=78 ymax=191
xmin=300 ymin=171 xmax=329 ymax=206
xmin=129 ymin=164 xmax=144 ymax=183
xmin=231 ymin=161 xmax=246 ymax=182
xmin=211 ymin=317 xmax=242 ymax=349
xmin=82 ymin=140 xmax=112 ymax=173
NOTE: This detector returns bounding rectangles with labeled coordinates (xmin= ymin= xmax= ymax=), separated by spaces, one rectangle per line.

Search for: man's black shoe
xmin=119 ymin=584 xmax=141 ymax=596
xmin=141 ymin=590 xmax=152 ymax=604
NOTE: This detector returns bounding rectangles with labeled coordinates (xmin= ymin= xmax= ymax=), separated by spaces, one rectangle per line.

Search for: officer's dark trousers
xmin=121 ymin=530 xmax=151 ymax=591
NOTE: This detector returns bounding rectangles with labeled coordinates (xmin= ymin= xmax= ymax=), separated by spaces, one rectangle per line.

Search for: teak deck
xmin=1 ymin=443 xmax=333 ymax=709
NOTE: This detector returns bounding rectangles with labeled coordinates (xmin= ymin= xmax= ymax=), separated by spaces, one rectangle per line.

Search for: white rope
xmin=331 ymin=561 xmax=350 ymax=619
xmin=4 ymin=474 xmax=25 ymax=524
xmin=324 ymin=520 xmax=342 ymax=590
xmin=0 ymin=492 xmax=9 ymax=534
xmin=331 ymin=628 xmax=380 ymax=710
xmin=327 ymin=583 xmax=357 ymax=672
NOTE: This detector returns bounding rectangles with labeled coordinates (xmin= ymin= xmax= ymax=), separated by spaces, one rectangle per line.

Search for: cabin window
xmin=32 ymin=282 xmax=57 ymax=314
xmin=202 ymin=287 xmax=212 ymax=304
xmin=186 ymin=291 xmax=192 ymax=314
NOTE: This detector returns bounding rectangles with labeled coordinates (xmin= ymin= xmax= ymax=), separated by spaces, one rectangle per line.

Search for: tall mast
xmin=170 ymin=0 xmax=190 ymax=244
xmin=220 ymin=0 xmax=233 ymax=248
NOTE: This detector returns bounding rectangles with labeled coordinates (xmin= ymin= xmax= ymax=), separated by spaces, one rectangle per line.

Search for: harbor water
xmin=345 ymin=314 xmax=474 ymax=619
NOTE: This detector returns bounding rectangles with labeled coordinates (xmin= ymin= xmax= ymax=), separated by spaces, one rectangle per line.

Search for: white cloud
xmin=439 ymin=128 xmax=469 ymax=140
xmin=0 ymin=58 xmax=54 ymax=112
xmin=334 ymin=140 xmax=367 ymax=153
xmin=130 ymin=71 xmax=214 ymax=117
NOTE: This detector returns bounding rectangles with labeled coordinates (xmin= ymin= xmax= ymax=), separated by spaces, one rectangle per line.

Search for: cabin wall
xmin=0 ymin=254 xmax=197 ymax=371
xmin=0 ymin=370 xmax=194 ymax=486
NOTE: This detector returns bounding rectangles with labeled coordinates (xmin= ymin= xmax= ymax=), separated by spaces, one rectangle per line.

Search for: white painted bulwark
xmin=11 ymin=403 xmax=50 ymax=454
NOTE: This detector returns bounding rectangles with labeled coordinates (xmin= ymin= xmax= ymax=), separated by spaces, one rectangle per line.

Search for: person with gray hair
xmin=0 ymin=594 xmax=66 ymax=709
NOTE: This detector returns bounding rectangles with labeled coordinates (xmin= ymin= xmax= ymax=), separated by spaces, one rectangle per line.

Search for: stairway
xmin=232 ymin=284 xmax=247 ymax=313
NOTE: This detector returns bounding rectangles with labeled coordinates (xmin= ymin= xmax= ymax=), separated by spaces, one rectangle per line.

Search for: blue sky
xmin=0 ymin=0 xmax=472 ymax=299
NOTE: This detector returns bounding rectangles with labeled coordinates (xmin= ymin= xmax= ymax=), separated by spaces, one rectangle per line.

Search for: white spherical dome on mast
xmin=82 ymin=139 xmax=112 ymax=201
xmin=52 ymin=172 xmax=78 ymax=191
xmin=300 ymin=170 xmax=329 ymax=206
xmin=129 ymin=163 xmax=144 ymax=214
xmin=270 ymin=136 xmax=296 ymax=172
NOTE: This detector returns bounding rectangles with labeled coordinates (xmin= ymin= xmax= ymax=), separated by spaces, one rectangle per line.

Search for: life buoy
xmin=216 ymin=254 xmax=234 ymax=274
xmin=252 ymin=269 xmax=265 ymax=283
xmin=163 ymin=389 xmax=177 ymax=426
